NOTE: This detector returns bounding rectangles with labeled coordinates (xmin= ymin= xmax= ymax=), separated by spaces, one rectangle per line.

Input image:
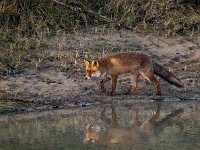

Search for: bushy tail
xmin=153 ymin=61 xmax=184 ymax=88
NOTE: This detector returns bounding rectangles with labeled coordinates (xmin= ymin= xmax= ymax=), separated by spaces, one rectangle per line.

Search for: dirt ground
xmin=0 ymin=30 xmax=200 ymax=113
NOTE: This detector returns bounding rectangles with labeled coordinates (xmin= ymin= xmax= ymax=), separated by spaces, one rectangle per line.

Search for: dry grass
xmin=0 ymin=0 xmax=199 ymax=73
xmin=1 ymin=0 xmax=199 ymax=35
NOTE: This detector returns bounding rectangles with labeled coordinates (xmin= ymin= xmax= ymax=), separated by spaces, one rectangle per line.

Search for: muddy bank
xmin=0 ymin=31 xmax=200 ymax=114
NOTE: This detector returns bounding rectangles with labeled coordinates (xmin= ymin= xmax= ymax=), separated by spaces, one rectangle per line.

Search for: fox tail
xmin=153 ymin=61 xmax=184 ymax=88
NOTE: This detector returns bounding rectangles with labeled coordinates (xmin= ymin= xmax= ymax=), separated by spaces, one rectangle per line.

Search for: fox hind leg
xmin=126 ymin=74 xmax=139 ymax=94
xmin=141 ymin=71 xmax=161 ymax=95
xmin=148 ymin=74 xmax=161 ymax=95
xmin=131 ymin=74 xmax=139 ymax=92
xmin=149 ymin=75 xmax=161 ymax=95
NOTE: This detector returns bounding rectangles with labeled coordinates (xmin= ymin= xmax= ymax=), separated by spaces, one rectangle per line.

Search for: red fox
xmin=84 ymin=103 xmax=183 ymax=147
xmin=84 ymin=52 xmax=184 ymax=95
xmin=84 ymin=103 xmax=161 ymax=146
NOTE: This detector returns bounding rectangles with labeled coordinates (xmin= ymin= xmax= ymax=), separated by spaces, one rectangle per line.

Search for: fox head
xmin=84 ymin=60 xmax=101 ymax=79
xmin=84 ymin=124 xmax=99 ymax=143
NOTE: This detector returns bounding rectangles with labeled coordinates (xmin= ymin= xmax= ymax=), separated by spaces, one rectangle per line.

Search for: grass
xmin=1 ymin=0 xmax=199 ymax=35
xmin=0 ymin=0 xmax=199 ymax=73
xmin=0 ymin=97 xmax=30 ymax=113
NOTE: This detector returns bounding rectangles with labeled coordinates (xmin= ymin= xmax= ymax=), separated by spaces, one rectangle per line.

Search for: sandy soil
xmin=0 ymin=31 xmax=200 ymax=113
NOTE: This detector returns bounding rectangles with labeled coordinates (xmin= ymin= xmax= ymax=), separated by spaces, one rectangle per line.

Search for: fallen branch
xmin=52 ymin=0 xmax=133 ymax=31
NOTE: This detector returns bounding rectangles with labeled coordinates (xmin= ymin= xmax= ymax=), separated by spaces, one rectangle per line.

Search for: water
xmin=0 ymin=101 xmax=200 ymax=150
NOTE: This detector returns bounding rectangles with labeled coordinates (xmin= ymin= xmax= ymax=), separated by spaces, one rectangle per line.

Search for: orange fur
xmin=83 ymin=104 xmax=161 ymax=146
xmin=84 ymin=52 xmax=183 ymax=95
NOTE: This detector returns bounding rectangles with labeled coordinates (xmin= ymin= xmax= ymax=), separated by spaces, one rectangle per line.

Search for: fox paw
xmin=124 ymin=89 xmax=132 ymax=95
xmin=108 ymin=92 xmax=115 ymax=96
xmin=101 ymin=88 xmax=106 ymax=93
xmin=156 ymin=92 xmax=161 ymax=96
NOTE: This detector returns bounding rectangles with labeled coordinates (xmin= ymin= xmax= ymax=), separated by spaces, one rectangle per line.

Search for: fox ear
xmin=92 ymin=60 xmax=99 ymax=67
xmin=84 ymin=59 xmax=90 ymax=66
xmin=86 ymin=124 xmax=92 ymax=131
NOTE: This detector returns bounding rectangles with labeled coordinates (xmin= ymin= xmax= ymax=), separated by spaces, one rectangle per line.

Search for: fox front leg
xmin=110 ymin=75 xmax=118 ymax=96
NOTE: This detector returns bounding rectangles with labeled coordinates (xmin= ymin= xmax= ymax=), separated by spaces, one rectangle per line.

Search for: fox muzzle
xmin=85 ymin=77 xmax=91 ymax=80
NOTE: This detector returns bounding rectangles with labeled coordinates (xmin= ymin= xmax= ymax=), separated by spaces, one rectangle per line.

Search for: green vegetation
xmin=0 ymin=98 xmax=28 ymax=113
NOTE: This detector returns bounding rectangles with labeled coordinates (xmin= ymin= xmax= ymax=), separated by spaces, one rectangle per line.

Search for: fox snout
xmin=85 ymin=71 xmax=101 ymax=80
xmin=85 ymin=76 xmax=91 ymax=80
xmin=85 ymin=71 xmax=92 ymax=80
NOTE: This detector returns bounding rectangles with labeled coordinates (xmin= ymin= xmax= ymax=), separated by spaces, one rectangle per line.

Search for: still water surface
xmin=0 ymin=101 xmax=200 ymax=150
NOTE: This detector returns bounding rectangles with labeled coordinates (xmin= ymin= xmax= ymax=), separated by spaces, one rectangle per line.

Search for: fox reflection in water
xmin=84 ymin=102 xmax=183 ymax=149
